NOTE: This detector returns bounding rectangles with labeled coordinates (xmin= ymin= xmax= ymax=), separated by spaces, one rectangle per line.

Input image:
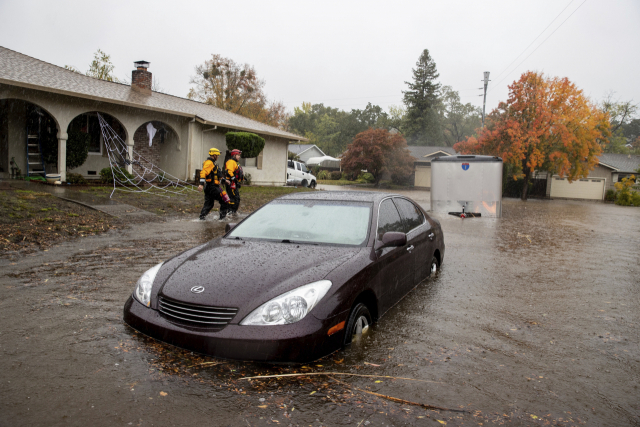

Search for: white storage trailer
xmin=430 ymin=155 xmax=503 ymax=218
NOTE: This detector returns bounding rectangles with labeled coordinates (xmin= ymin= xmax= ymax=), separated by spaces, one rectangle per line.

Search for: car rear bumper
xmin=123 ymin=295 xmax=344 ymax=363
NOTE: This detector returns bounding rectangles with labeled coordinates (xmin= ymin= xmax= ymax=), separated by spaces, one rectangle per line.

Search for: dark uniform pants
xmin=225 ymin=183 xmax=241 ymax=213
xmin=200 ymin=183 xmax=227 ymax=219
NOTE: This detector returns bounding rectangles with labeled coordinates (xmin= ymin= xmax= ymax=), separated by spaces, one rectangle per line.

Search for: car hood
xmin=155 ymin=238 xmax=359 ymax=321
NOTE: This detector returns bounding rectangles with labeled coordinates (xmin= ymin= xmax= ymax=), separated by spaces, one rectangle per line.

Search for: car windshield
xmin=227 ymin=200 xmax=372 ymax=246
xmin=300 ymin=164 xmax=309 ymax=173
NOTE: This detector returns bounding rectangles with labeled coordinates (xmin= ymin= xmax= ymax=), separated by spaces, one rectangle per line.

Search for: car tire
xmin=310 ymin=180 xmax=316 ymax=189
xmin=428 ymin=256 xmax=438 ymax=277
xmin=301 ymin=179 xmax=308 ymax=188
xmin=343 ymin=303 xmax=372 ymax=346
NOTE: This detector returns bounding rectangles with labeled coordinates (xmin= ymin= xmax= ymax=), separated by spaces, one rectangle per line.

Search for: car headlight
xmin=240 ymin=280 xmax=332 ymax=325
xmin=133 ymin=262 xmax=163 ymax=307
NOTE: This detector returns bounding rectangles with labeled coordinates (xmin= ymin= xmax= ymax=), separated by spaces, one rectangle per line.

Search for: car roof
xmin=278 ymin=191 xmax=401 ymax=203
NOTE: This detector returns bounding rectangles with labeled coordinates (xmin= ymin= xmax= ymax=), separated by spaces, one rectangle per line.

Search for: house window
xmin=617 ymin=174 xmax=636 ymax=183
xmin=241 ymin=157 xmax=257 ymax=167
xmin=239 ymin=150 xmax=263 ymax=170
xmin=86 ymin=115 xmax=101 ymax=154
xmin=67 ymin=112 xmax=125 ymax=156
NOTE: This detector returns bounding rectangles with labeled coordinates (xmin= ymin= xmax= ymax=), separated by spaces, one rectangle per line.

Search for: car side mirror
xmin=225 ymin=223 xmax=238 ymax=233
xmin=375 ymin=231 xmax=406 ymax=250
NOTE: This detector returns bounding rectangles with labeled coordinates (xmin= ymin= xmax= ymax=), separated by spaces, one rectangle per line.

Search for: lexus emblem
xmin=190 ymin=286 xmax=205 ymax=294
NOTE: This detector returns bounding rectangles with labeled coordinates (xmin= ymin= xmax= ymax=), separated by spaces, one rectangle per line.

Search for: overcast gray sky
xmin=1 ymin=0 xmax=639 ymax=115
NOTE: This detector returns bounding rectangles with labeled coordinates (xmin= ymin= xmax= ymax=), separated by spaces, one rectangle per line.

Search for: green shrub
xmin=604 ymin=189 xmax=616 ymax=202
xmin=66 ymin=130 xmax=90 ymax=170
xmin=225 ymin=132 xmax=265 ymax=158
xmin=100 ymin=167 xmax=134 ymax=184
xmin=614 ymin=175 xmax=639 ymax=206
xmin=358 ymin=172 xmax=375 ymax=183
xmin=318 ymin=170 xmax=330 ymax=180
xmin=391 ymin=171 xmax=413 ymax=186
xmin=66 ymin=172 xmax=88 ymax=184
xmin=244 ymin=173 xmax=252 ymax=186
xmin=330 ymin=171 xmax=342 ymax=180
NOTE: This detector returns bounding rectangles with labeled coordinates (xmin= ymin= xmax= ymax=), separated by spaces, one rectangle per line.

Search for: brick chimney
xmin=132 ymin=61 xmax=152 ymax=94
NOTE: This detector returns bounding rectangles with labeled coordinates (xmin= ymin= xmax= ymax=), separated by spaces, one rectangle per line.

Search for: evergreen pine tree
xmin=402 ymin=49 xmax=442 ymax=145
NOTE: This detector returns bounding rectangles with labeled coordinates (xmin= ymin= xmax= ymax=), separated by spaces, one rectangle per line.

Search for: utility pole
xmin=481 ymin=71 xmax=490 ymax=128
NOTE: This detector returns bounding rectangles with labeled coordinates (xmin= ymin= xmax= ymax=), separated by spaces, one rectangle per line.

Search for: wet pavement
xmin=1 ymin=187 xmax=639 ymax=426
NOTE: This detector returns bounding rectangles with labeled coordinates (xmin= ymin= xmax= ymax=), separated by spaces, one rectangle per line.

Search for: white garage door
xmin=415 ymin=165 xmax=431 ymax=188
xmin=550 ymin=176 xmax=605 ymax=200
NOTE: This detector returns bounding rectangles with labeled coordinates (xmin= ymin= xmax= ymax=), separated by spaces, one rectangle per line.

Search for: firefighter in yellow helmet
xmin=198 ymin=148 xmax=230 ymax=220
xmin=224 ymin=149 xmax=244 ymax=216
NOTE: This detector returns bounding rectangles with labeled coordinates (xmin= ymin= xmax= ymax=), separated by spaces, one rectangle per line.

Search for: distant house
xmin=288 ymin=143 xmax=326 ymax=164
xmin=406 ymin=146 xmax=457 ymax=189
xmin=548 ymin=153 xmax=640 ymax=200
xmin=404 ymin=144 xmax=639 ymax=200
xmin=0 ymin=46 xmax=306 ymax=184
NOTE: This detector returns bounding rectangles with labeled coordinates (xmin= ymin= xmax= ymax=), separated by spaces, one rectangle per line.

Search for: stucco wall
xmin=0 ymin=84 xmax=188 ymax=180
xmin=244 ymin=136 xmax=288 ymax=185
xmin=1 ymin=83 xmax=288 ymax=184
xmin=3 ymin=100 xmax=27 ymax=178
xmin=188 ymin=122 xmax=287 ymax=186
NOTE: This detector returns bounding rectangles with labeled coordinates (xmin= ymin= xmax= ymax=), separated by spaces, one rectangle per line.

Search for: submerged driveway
xmin=1 ymin=189 xmax=639 ymax=426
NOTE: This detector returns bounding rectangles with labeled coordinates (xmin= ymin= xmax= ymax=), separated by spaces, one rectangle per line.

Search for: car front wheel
xmin=301 ymin=179 xmax=308 ymax=188
xmin=428 ymin=256 xmax=438 ymax=277
xmin=343 ymin=303 xmax=372 ymax=346
xmin=310 ymin=180 xmax=316 ymax=189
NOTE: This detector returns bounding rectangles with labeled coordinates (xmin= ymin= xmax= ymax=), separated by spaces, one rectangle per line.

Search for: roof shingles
xmin=598 ymin=153 xmax=640 ymax=173
xmin=0 ymin=46 xmax=306 ymax=141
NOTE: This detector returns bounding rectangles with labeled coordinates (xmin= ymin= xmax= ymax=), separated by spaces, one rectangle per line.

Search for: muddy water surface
xmin=1 ymin=195 xmax=639 ymax=426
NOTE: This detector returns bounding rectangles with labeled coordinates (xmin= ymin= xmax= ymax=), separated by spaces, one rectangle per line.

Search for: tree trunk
xmin=521 ymin=167 xmax=531 ymax=201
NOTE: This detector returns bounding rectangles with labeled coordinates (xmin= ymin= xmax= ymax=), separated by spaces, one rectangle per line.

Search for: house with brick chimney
xmin=0 ymin=46 xmax=307 ymax=184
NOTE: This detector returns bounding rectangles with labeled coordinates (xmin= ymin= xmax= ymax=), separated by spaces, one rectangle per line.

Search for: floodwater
xmin=1 ymin=191 xmax=639 ymax=426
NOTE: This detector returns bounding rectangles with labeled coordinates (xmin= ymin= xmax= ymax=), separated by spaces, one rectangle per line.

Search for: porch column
xmin=57 ymin=132 xmax=68 ymax=182
xmin=126 ymin=135 xmax=134 ymax=174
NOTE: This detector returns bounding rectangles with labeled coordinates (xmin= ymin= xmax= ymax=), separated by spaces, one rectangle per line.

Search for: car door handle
xmin=428 ymin=233 xmax=435 ymax=241
xmin=406 ymin=245 xmax=414 ymax=251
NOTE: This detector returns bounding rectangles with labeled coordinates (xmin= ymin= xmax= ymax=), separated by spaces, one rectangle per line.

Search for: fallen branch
xmin=330 ymin=377 xmax=466 ymax=413
xmin=240 ymin=372 xmax=442 ymax=384
xmin=186 ymin=361 xmax=220 ymax=368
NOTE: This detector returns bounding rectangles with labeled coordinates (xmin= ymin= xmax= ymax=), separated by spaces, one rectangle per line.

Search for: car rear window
xmin=227 ymin=200 xmax=372 ymax=246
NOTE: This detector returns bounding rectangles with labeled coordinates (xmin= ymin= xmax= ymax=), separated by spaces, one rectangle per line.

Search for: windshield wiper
xmin=281 ymin=239 xmax=318 ymax=245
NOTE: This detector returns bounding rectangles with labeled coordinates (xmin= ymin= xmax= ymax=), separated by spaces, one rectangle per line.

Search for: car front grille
xmin=158 ymin=297 xmax=238 ymax=328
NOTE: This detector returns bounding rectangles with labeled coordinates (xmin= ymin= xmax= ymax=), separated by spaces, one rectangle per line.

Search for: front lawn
xmin=0 ymin=189 xmax=121 ymax=256
xmin=82 ymin=185 xmax=315 ymax=216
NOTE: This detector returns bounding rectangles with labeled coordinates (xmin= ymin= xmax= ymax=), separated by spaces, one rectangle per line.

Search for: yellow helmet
xmin=209 ymin=148 xmax=221 ymax=156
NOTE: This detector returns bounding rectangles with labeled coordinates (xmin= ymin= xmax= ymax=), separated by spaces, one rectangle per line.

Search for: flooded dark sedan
xmin=123 ymin=191 xmax=445 ymax=362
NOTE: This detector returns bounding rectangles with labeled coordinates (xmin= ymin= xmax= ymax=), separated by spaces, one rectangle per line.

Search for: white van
xmin=287 ymin=160 xmax=317 ymax=188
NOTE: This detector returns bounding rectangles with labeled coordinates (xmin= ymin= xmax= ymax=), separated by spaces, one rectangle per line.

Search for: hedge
xmin=100 ymin=167 xmax=134 ymax=184
xmin=225 ymin=132 xmax=265 ymax=158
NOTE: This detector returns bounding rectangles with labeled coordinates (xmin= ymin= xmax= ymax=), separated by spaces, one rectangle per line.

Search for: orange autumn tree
xmin=454 ymin=72 xmax=611 ymax=200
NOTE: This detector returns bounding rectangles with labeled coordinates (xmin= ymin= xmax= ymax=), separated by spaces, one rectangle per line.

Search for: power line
xmin=489 ymin=0 xmax=588 ymax=93
xmin=491 ymin=0 xmax=577 ymax=83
